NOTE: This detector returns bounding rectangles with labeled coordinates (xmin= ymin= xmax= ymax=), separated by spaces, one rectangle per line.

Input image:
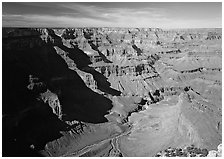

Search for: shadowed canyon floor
xmin=2 ymin=27 xmax=222 ymax=157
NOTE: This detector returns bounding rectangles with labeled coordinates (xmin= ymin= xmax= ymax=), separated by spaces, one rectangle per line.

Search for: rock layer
xmin=2 ymin=27 xmax=222 ymax=157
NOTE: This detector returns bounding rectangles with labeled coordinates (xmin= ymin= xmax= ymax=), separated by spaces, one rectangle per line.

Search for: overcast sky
xmin=2 ymin=2 xmax=222 ymax=28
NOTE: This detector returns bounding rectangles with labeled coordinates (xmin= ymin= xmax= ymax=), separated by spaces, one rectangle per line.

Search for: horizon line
xmin=2 ymin=26 xmax=222 ymax=29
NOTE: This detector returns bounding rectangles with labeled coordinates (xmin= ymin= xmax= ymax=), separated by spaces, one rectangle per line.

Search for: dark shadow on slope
xmin=82 ymin=66 xmax=121 ymax=96
xmin=50 ymin=69 xmax=115 ymax=123
xmin=3 ymin=43 xmax=114 ymax=124
xmin=2 ymin=101 xmax=71 ymax=157
xmin=132 ymin=44 xmax=142 ymax=56
xmin=2 ymin=28 xmax=116 ymax=156
xmin=58 ymin=44 xmax=92 ymax=69
xmin=3 ymin=28 xmax=115 ymax=123
xmin=82 ymin=31 xmax=112 ymax=63
xmin=88 ymin=41 xmax=113 ymax=63
xmin=57 ymin=44 xmax=121 ymax=96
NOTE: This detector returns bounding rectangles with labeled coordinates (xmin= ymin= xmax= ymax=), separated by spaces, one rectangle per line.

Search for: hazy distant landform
xmin=2 ymin=2 xmax=222 ymax=157
xmin=2 ymin=27 xmax=222 ymax=157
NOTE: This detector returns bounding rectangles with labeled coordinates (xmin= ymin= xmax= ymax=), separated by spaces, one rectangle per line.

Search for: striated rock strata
xmin=2 ymin=27 xmax=221 ymax=157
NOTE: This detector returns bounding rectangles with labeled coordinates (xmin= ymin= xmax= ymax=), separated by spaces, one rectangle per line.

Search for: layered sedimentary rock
xmin=2 ymin=27 xmax=222 ymax=157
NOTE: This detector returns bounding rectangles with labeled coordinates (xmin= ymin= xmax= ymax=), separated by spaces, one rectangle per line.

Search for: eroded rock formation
xmin=2 ymin=27 xmax=222 ymax=157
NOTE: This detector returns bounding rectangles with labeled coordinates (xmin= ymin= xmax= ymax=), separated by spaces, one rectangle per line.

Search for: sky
xmin=2 ymin=2 xmax=222 ymax=28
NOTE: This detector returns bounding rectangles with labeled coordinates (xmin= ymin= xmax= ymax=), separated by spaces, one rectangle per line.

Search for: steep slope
xmin=2 ymin=27 xmax=222 ymax=157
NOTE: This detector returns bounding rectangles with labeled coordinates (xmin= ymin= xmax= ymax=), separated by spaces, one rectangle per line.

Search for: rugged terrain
xmin=2 ymin=27 xmax=222 ymax=157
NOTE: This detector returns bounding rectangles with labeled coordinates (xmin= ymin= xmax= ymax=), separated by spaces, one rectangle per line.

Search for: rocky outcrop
xmin=58 ymin=27 xmax=221 ymax=98
xmin=207 ymin=144 xmax=222 ymax=157
xmin=154 ymin=143 xmax=222 ymax=157
xmin=2 ymin=27 xmax=222 ymax=157
xmin=2 ymin=28 xmax=119 ymax=156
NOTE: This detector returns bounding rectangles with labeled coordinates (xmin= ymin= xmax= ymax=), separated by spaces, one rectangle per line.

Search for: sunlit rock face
xmin=2 ymin=27 xmax=221 ymax=157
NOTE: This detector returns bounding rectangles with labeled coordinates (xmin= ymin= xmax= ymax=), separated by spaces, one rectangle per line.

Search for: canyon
xmin=2 ymin=27 xmax=222 ymax=157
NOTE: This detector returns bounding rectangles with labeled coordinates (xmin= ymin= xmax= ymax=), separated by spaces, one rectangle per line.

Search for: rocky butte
xmin=2 ymin=27 xmax=222 ymax=157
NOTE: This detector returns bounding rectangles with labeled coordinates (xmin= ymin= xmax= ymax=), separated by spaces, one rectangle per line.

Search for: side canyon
xmin=2 ymin=27 xmax=222 ymax=157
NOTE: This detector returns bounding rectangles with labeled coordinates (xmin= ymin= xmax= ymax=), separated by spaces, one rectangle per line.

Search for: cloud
xmin=2 ymin=14 xmax=115 ymax=27
xmin=58 ymin=3 xmax=168 ymax=23
xmin=2 ymin=3 xmax=171 ymax=27
xmin=2 ymin=3 xmax=222 ymax=28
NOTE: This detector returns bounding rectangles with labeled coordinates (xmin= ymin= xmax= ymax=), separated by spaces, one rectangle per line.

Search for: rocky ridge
xmin=2 ymin=27 xmax=222 ymax=157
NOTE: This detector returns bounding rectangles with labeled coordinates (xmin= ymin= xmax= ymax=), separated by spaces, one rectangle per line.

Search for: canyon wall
xmin=2 ymin=27 xmax=222 ymax=156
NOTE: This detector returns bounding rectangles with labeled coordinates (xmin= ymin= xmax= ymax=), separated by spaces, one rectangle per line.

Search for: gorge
xmin=2 ymin=27 xmax=222 ymax=157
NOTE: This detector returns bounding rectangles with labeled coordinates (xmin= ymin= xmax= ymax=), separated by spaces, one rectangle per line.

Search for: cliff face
xmin=2 ymin=27 xmax=222 ymax=157
xmin=2 ymin=28 xmax=120 ymax=156
xmin=57 ymin=28 xmax=221 ymax=97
